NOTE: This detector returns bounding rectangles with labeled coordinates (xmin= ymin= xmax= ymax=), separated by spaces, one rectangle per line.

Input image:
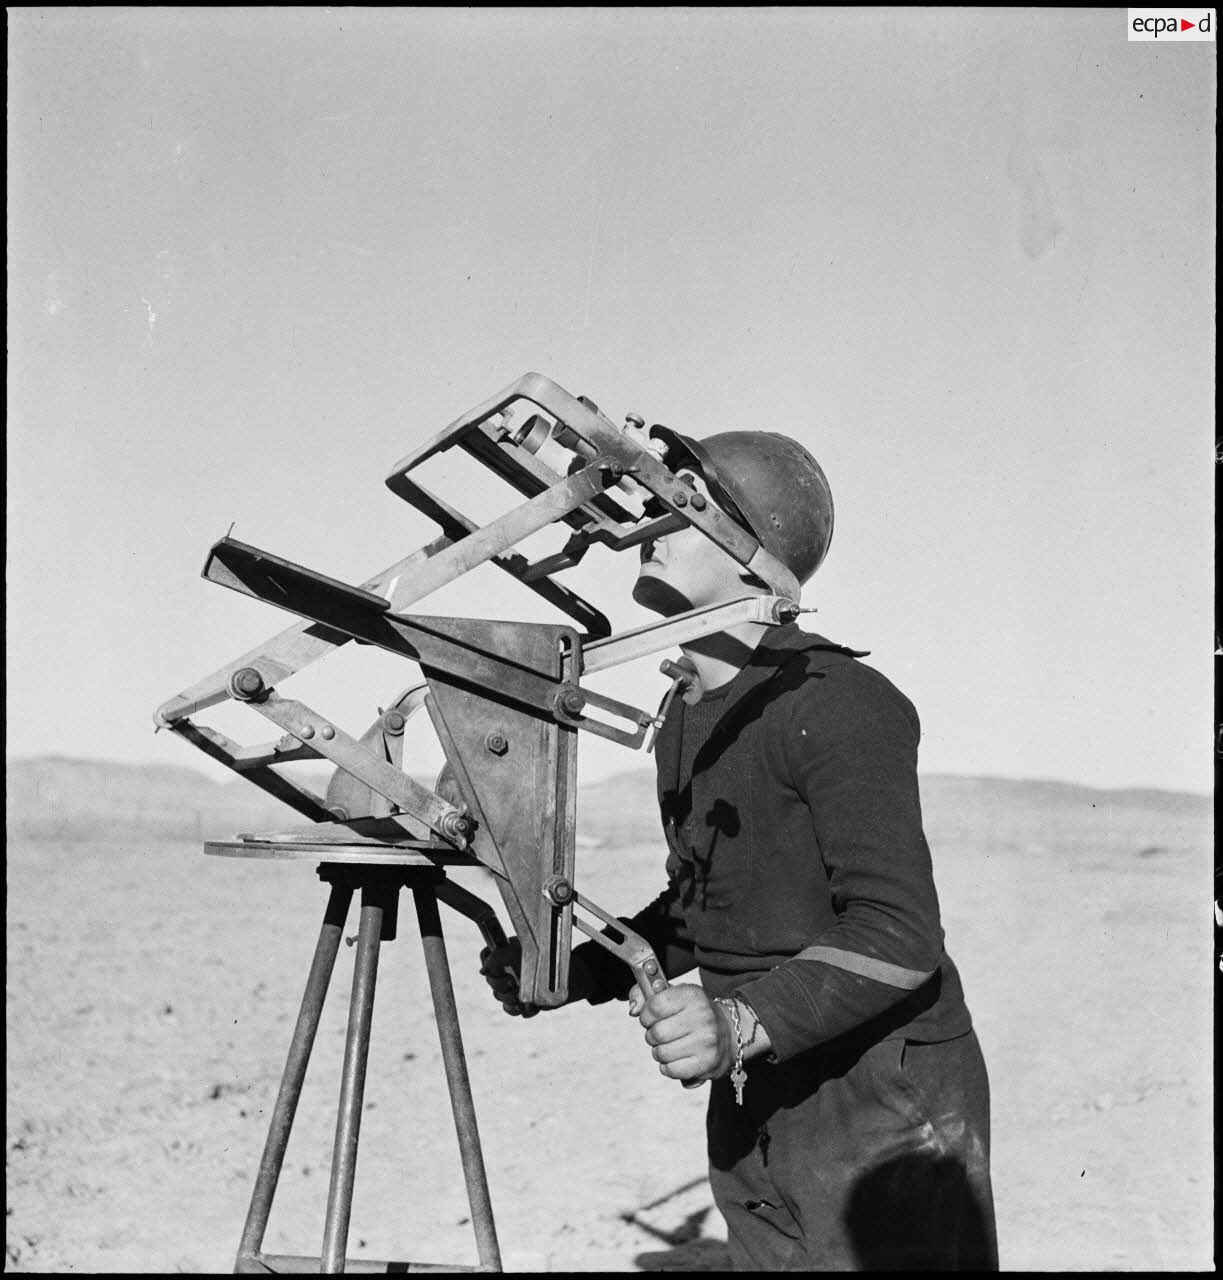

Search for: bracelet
xmin=714 ymin=997 xmax=748 ymax=1106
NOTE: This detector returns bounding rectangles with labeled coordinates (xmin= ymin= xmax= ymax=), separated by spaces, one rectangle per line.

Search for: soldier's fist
xmin=478 ymin=939 xmax=538 ymax=1018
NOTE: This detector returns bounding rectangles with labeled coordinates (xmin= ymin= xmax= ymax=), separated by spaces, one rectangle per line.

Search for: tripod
xmin=220 ymin=842 xmax=503 ymax=1274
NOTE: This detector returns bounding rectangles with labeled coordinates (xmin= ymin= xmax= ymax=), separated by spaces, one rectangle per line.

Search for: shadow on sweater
xmin=664 ymin=643 xmax=817 ymax=909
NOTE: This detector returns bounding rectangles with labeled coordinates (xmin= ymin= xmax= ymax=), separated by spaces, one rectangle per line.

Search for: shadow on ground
xmin=634 ymin=1237 xmax=733 ymax=1271
xmin=624 ymin=1193 xmax=732 ymax=1272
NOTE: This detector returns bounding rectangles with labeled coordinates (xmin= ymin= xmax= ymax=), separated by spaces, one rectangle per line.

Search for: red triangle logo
xmin=1180 ymin=18 xmax=1195 ymax=31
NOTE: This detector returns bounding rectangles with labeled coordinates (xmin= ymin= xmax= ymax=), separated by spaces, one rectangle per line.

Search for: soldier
xmin=482 ymin=427 xmax=998 ymax=1270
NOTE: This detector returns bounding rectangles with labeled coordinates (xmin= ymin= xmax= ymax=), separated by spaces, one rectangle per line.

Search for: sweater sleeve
xmin=736 ymin=661 xmax=945 ymax=1060
xmin=569 ymin=843 xmax=700 ymax=1005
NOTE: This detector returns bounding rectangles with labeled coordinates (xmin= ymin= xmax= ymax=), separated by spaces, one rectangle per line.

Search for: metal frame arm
xmin=385 ymin=372 xmax=802 ymax=602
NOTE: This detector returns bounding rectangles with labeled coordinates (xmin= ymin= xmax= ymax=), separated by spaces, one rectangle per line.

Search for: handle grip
xmin=439 ymin=876 xmax=540 ymax=1020
xmin=627 ymin=954 xmax=702 ymax=1091
xmin=570 ymin=889 xmax=704 ymax=1091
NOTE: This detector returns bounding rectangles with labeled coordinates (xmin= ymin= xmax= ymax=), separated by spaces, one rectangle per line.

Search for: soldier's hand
xmin=478 ymin=938 xmax=538 ymax=1018
xmin=637 ymin=983 xmax=734 ymax=1083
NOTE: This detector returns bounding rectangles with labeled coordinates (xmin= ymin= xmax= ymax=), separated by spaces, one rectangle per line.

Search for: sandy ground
xmin=6 ymin=801 xmax=1214 ymax=1272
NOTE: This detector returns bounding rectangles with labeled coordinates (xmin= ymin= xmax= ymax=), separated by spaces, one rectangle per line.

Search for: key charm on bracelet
xmin=716 ymin=997 xmax=747 ymax=1105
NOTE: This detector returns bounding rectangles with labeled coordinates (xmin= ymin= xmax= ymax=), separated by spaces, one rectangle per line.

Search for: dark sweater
xmin=573 ymin=624 xmax=972 ymax=1062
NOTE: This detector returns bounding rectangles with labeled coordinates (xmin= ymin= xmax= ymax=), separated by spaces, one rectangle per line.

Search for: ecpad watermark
xmin=1128 ymin=8 xmax=1215 ymax=38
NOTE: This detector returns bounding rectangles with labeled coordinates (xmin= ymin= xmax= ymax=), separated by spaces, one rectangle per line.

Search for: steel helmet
xmin=648 ymin=426 xmax=834 ymax=585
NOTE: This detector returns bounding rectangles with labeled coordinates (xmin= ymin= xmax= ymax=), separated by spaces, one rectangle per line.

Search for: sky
xmin=7 ymin=8 xmax=1216 ymax=796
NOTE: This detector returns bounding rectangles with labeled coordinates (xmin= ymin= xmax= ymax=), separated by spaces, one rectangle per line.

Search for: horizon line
xmin=6 ymin=751 xmax=1212 ymax=802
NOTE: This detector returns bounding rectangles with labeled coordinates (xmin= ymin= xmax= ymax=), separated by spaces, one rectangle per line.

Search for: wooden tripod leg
xmin=413 ymin=882 xmax=503 ymax=1272
xmin=236 ymin=881 xmax=354 ymax=1273
xmin=320 ymin=879 xmax=391 ymax=1274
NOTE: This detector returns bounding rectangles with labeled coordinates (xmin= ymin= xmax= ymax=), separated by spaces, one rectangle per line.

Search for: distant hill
xmin=915 ymin=772 xmax=1210 ymax=858
xmin=4 ymin=756 xmax=315 ymax=843
xmin=5 ymin=756 xmax=1211 ymax=857
xmin=580 ymin=767 xmax=1211 ymax=859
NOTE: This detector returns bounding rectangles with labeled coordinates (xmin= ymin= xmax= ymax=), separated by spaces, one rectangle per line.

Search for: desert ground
xmin=5 ymin=760 xmax=1214 ymax=1272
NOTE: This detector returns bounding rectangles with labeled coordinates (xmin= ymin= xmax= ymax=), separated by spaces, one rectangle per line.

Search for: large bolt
xmin=690 ymin=493 xmax=707 ymax=511
xmin=555 ymin=687 xmax=586 ymax=717
xmin=772 ymin=600 xmax=801 ymax=623
xmin=438 ymin=810 xmax=473 ymax=844
xmin=645 ymin=427 xmax=670 ymax=463
xmin=673 ymin=491 xmax=688 ymax=508
xmin=542 ymin=876 xmax=574 ymax=906
xmin=320 ymin=725 xmax=335 ymax=740
xmin=485 ymin=731 xmax=509 ymax=756
xmin=382 ymin=709 xmax=406 ymax=735
xmin=229 ymin=667 xmax=265 ymax=701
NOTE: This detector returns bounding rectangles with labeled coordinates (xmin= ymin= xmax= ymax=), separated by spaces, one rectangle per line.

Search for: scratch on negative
xmin=584 ymin=191 xmax=609 ymax=326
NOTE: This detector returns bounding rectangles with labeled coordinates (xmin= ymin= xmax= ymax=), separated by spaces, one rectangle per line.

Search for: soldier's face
xmin=632 ymin=470 xmax=753 ymax=616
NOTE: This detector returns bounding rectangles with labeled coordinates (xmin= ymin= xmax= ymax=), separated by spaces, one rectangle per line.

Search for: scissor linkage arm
xmin=153 ymin=458 xmax=615 ymax=730
xmin=228 ymin=684 xmax=476 ymax=848
xmin=378 ymin=462 xmax=626 ymax=615
xmin=386 ymin=371 xmax=802 ymax=602
xmin=154 ymin=459 xmax=623 ymax=731
xmin=194 ymin=537 xmax=664 ymax=748
xmin=384 ymin=472 xmax=611 ymax=637
xmin=164 ymin=718 xmax=336 ymax=824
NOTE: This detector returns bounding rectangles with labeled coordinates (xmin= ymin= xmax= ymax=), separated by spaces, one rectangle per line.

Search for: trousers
xmin=707 ymin=1028 xmax=998 ymax=1271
